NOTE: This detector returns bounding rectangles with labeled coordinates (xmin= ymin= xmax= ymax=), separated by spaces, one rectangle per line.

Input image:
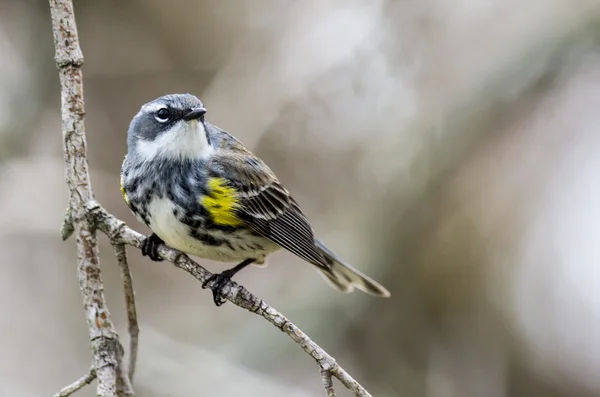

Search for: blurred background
xmin=1 ymin=0 xmax=600 ymax=396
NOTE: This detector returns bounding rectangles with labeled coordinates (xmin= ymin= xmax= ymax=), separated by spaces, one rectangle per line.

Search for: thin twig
xmin=113 ymin=243 xmax=139 ymax=381
xmin=116 ymin=360 xmax=135 ymax=397
xmin=320 ymin=368 xmax=336 ymax=397
xmin=53 ymin=367 xmax=96 ymax=397
xmin=49 ymin=0 xmax=123 ymax=396
xmin=91 ymin=203 xmax=374 ymax=397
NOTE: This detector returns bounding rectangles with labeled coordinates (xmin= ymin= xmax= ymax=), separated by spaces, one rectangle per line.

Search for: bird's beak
xmin=183 ymin=107 xmax=207 ymax=121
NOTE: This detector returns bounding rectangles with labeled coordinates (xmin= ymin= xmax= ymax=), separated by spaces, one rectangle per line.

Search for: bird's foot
xmin=141 ymin=233 xmax=164 ymax=262
xmin=202 ymin=269 xmax=237 ymax=307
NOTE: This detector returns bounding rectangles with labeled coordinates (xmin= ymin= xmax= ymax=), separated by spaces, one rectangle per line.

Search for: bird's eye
xmin=155 ymin=108 xmax=171 ymax=122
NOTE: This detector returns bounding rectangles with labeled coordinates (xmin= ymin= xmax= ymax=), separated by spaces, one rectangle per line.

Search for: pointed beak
xmin=183 ymin=107 xmax=207 ymax=121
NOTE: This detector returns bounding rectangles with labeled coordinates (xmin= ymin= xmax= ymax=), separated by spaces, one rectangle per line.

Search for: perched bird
xmin=121 ymin=93 xmax=390 ymax=305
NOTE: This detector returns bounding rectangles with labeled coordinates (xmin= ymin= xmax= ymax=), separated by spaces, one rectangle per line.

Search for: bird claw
xmin=202 ymin=272 xmax=234 ymax=307
xmin=141 ymin=233 xmax=164 ymax=262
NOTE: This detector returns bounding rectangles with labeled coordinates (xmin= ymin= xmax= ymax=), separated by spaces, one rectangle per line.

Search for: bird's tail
xmin=313 ymin=239 xmax=390 ymax=298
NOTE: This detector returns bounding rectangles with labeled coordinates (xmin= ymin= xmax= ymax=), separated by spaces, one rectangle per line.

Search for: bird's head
xmin=127 ymin=93 xmax=212 ymax=162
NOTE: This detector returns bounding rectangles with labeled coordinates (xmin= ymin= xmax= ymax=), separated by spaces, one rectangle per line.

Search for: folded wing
xmin=207 ymin=153 xmax=328 ymax=268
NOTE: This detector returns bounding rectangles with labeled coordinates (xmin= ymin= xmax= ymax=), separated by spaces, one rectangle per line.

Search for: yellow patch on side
xmin=120 ymin=174 xmax=130 ymax=205
xmin=202 ymin=177 xmax=242 ymax=226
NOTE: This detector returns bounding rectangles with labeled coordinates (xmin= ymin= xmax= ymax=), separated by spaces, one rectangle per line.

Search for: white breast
xmin=144 ymin=197 xmax=278 ymax=263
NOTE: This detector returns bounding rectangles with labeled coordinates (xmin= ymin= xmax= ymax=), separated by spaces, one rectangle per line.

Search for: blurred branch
xmin=116 ymin=360 xmax=134 ymax=397
xmin=53 ymin=367 xmax=96 ymax=397
xmin=49 ymin=0 xmax=129 ymax=396
xmin=321 ymin=369 xmax=336 ymax=397
xmin=50 ymin=1 xmax=373 ymax=397
xmin=113 ymin=243 xmax=139 ymax=382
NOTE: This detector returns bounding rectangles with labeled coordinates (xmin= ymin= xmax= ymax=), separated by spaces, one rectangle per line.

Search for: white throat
xmin=136 ymin=120 xmax=213 ymax=161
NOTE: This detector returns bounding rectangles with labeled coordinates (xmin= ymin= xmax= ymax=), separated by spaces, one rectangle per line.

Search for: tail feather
xmin=313 ymin=239 xmax=391 ymax=298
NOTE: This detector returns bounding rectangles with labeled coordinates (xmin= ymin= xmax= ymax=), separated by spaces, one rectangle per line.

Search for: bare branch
xmin=53 ymin=367 xmax=96 ymax=397
xmin=49 ymin=0 xmax=123 ymax=396
xmin=90 ymin=203 xmax=374 ymax=397
xmin=117 ymin=362 xmax=134 ymax=397
xmin=113 ymin=243 xmax=139 ymax=381
xmin=321 ymin=368 xmax=336 ymax=397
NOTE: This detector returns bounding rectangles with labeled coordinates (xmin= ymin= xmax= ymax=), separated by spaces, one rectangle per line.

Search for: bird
xmin=120 ymin=93 xmax=390 ymax=306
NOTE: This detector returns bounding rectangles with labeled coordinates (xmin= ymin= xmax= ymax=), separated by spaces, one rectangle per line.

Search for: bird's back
xmin=205 ymin=122 xmax=255 ymax=155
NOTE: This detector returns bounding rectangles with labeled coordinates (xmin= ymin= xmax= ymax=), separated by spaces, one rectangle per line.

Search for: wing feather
xmin=249 ymin=212 xmax=327 ymax=267
xmin=207 ymin=153 xmax=327 ymax=268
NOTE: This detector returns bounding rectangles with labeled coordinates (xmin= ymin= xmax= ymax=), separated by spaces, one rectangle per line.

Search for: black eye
xmin=155 ymin=108 xmax=171 ymax=122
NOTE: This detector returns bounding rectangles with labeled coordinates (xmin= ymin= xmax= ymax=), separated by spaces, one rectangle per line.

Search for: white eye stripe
xmin=142 ymin=103 xmax=166 ymax=113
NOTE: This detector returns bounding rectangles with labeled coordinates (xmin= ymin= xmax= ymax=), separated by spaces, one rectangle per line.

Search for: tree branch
xmin=116 ymin=360 xmax=134 ymax=397
xmin=49 ymin=0 xmax=129 ymax=396
xmin=53 ymin=367 xmax=96 ymax=397
xmin=321 ymin=368 xmax=336 ymax=397
xmin=50 ymin=0 xmax=374 ymax=396
xmin=113 ymin=243 xmax=139 ymax=382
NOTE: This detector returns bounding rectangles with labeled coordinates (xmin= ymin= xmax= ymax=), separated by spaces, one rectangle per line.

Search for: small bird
xmin=121 ymin=93 xmax=390 ymax=305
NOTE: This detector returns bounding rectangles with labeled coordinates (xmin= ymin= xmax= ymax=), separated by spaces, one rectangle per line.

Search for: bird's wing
xmin=207 ymin=152 xmax=327 ymax=268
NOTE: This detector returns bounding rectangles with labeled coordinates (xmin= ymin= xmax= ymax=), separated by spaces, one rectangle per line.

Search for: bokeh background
xmin=2 ymin=1 xmax=600 ymax=396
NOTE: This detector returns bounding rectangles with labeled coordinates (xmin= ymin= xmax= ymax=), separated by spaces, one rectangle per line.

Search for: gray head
xmin=127 ymin=93 xmax=213 ymax=162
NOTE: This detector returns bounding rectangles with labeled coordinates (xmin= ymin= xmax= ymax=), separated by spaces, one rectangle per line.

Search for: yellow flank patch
xmin=202 ymin=177 xmax=242 ymax=226
xmin=120 ymin=174 xmax=130 ymax=205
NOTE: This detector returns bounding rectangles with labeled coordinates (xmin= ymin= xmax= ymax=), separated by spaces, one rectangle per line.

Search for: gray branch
xmin=53 ymin=367 xmax=96 ymax=397
xmin=116 ymin=357 xmax=134 ymax=397
xmin=321 ymin=368 xmax=336 ymax=397
xmin=48 ymin=0 xmax=130 ymax=396
xmin=49 ymin=0 xmax=374 ymax=396
xmin=113 ymin=243 xmax=139 ymax=382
